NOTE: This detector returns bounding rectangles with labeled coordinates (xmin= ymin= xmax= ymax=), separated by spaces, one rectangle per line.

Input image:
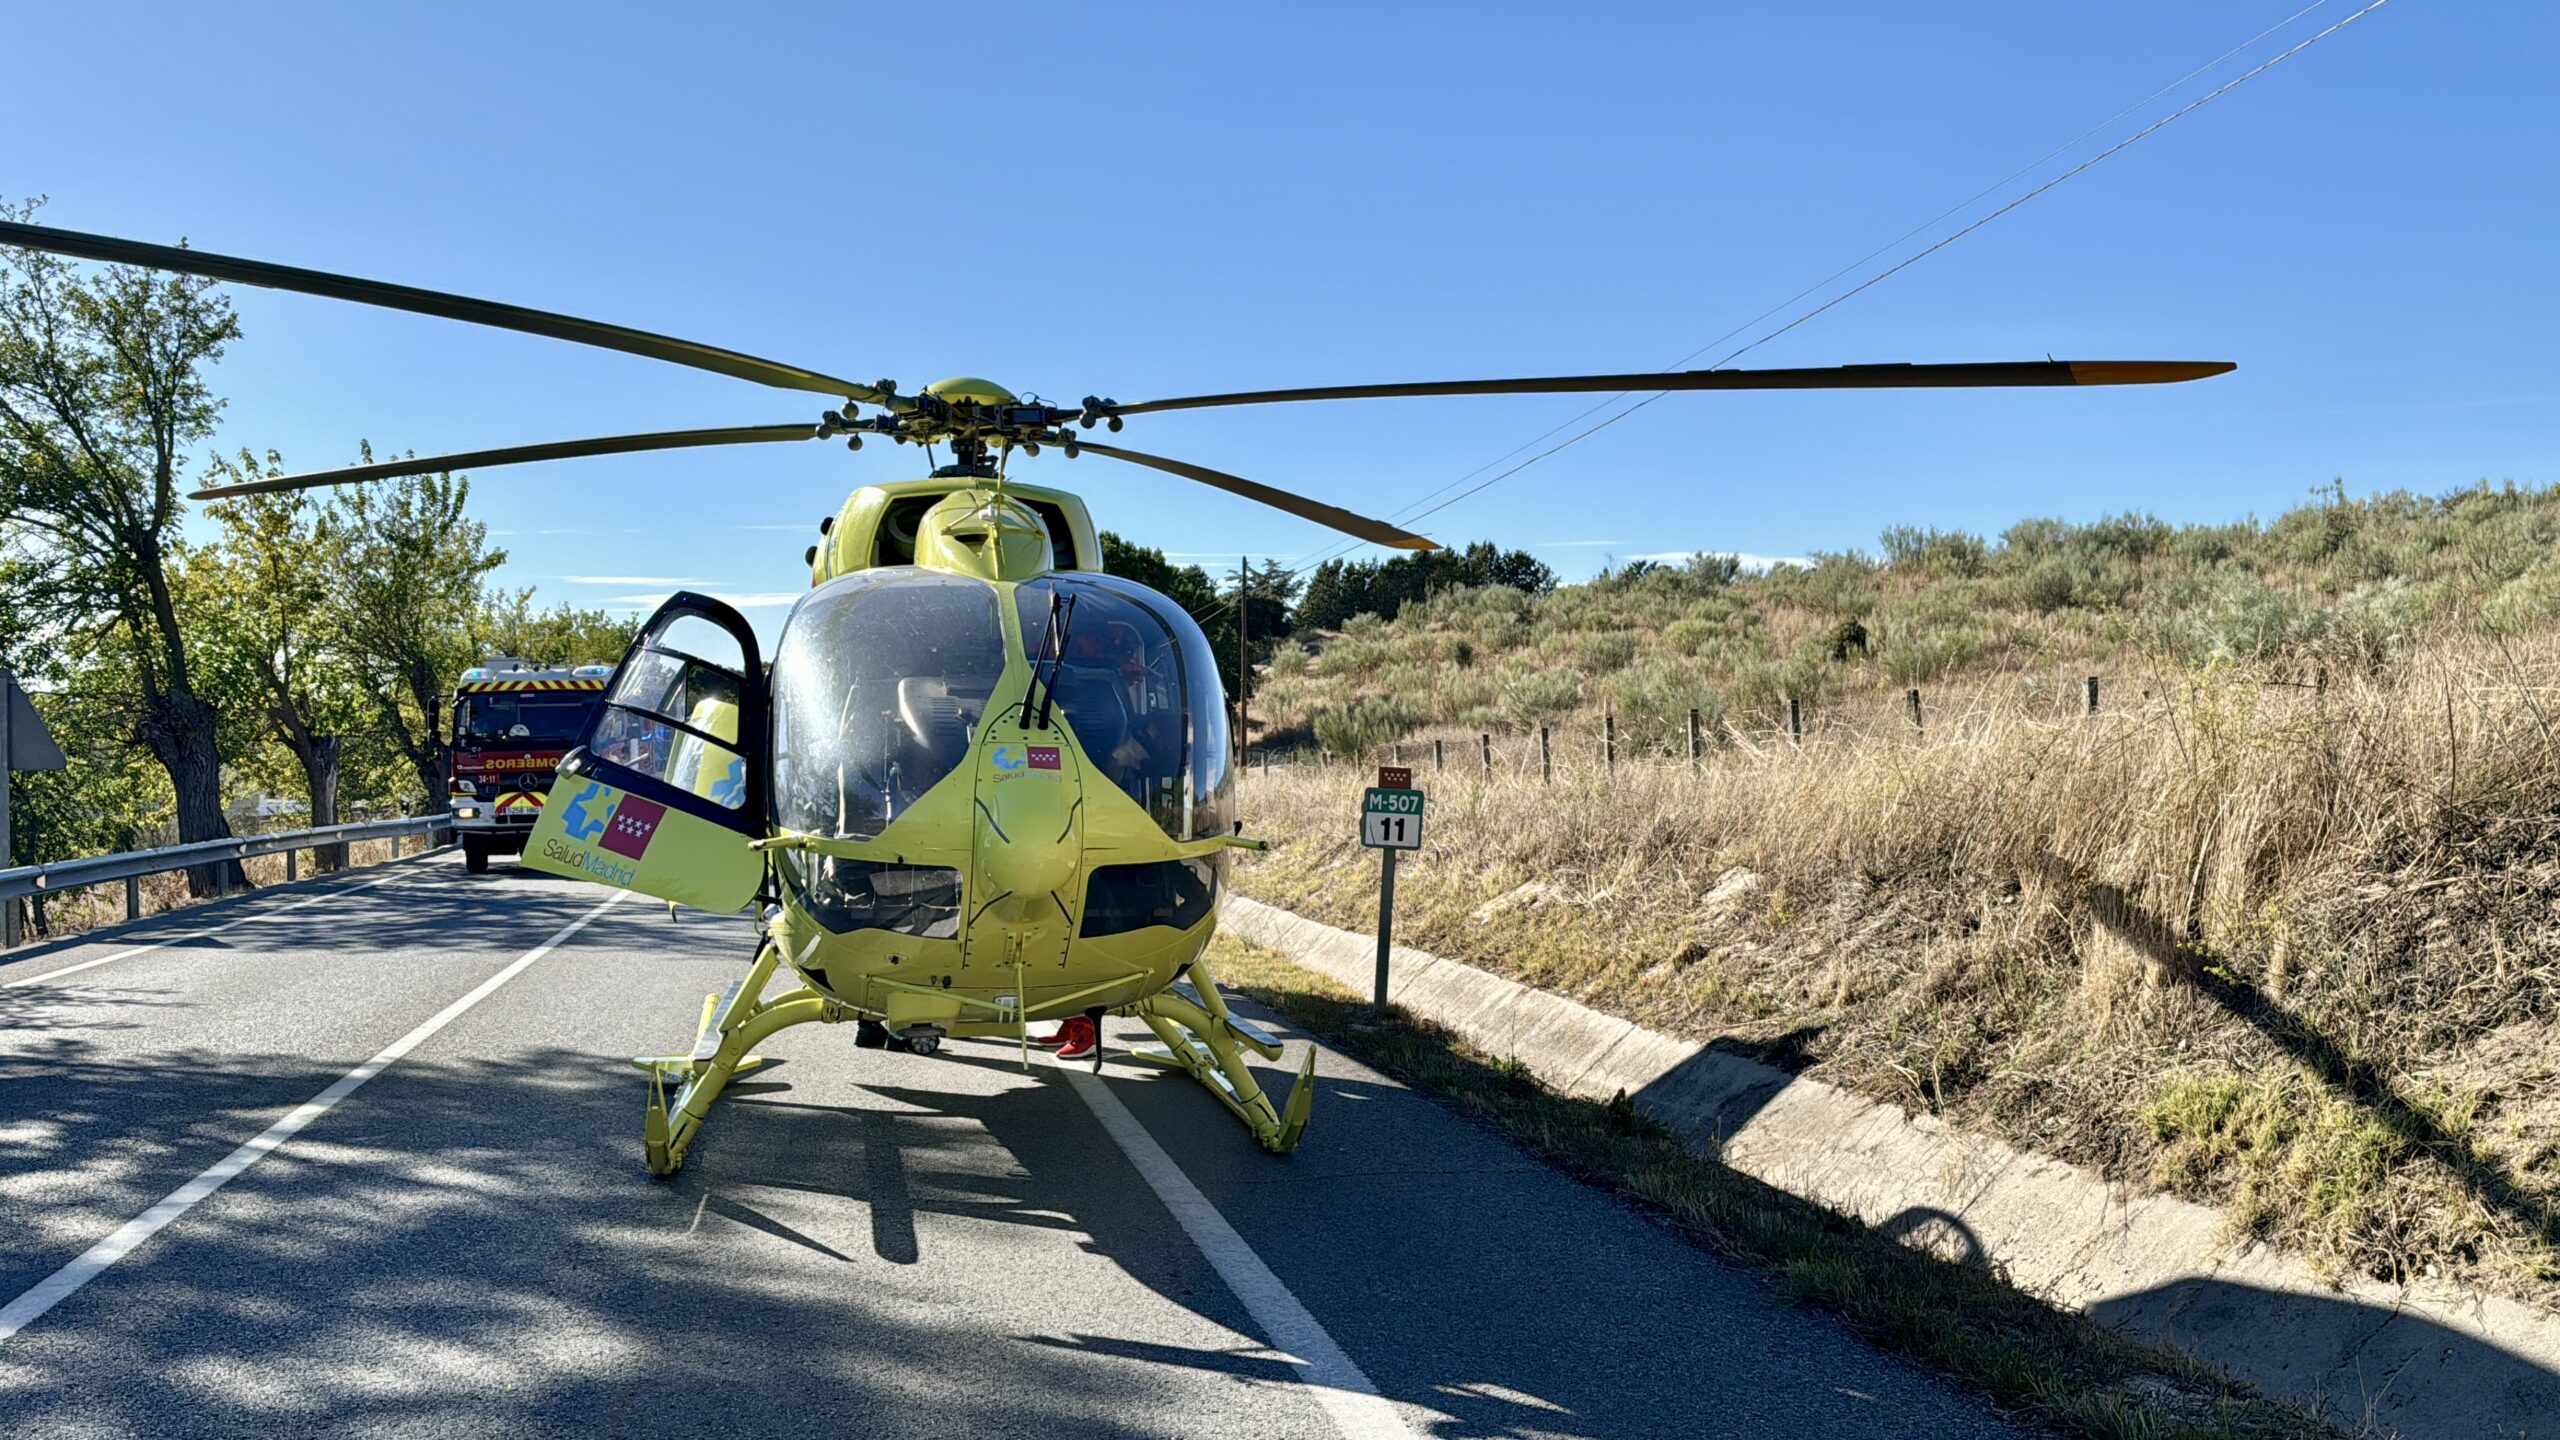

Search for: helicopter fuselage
xmin=526 ymin=478 xmax=1247 ymax=1090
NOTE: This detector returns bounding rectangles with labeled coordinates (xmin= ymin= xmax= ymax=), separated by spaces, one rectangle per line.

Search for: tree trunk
xmin=412 ymin=662 xmax=451 ymax=804
xmin=294 ymin=734 xmax=346 ymax=872
xmin=144 ymin=688 xmax=244 ymax=897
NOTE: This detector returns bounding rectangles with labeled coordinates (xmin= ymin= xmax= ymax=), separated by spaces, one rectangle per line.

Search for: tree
xmin=1297 ymin=559 xmax=1354 ymax=631
xmin=196 ymin=452 xmax=370 ymax=867
xmin=474 ymin=589 xmax=638 ymax=669
xmin=1289 ymin=542 xmax=1552 ymax=630
xmin=1209 ymin=556 xmax=1301 ymax=707
xmin=1097 ymin=531 xmax=1298 ymax=707
xmin=0 ymin=198 xmax=246 ymax=893
xmin=1097 ymin=530 xmax=1220 ymax=613
xmin=330 ymin=463 xmax=504 ymax=804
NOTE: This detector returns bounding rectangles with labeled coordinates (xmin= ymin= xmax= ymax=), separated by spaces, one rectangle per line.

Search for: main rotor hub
xmin=922 ymin=377 xmax=1018 ymax=406
xmin=823 ymin=375 xmax=1087 ymax=465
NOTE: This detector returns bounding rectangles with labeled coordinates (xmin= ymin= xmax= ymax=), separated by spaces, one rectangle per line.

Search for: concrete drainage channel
xmin=1223 ymin=893 xmax=2560 ymax=1438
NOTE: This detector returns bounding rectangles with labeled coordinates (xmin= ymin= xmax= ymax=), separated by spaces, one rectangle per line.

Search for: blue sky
xmin=5 ymin=2 xmax=2549 ymax=633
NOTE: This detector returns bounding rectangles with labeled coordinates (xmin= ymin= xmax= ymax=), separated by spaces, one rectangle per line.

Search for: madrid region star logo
xmin=599 ymin=796 xmax=668 ymax=859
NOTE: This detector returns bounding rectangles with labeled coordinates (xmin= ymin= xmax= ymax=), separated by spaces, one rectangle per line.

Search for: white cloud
xmin=556 ymin=575 xmax=719 ymax=587
xmin=1623 ymin=550 xmax=1809 ymax=571
xmin=607 ymin=591 xmax=806 ymax=610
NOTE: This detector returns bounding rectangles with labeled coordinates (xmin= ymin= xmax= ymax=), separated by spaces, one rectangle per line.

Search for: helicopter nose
xmin=982 ymin=821 xmax=1078 ymax=905
xmin=974 ymin=742 xmax=1082 ymax=914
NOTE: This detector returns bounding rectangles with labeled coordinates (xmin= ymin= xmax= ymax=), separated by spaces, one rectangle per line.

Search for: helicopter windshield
xmin=1013 ymin=572 xmax=1230 ymax=842
xmin=772 ymin=570 xmax=1009 ymax=841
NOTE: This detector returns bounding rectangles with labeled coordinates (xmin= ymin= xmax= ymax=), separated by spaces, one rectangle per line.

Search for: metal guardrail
xmin=0 ymin=815 xmax=452 ymax=935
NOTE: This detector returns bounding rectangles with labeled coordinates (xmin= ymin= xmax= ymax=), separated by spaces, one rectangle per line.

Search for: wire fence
xmin=1240 ymin=673 xmax=2210 ymax=784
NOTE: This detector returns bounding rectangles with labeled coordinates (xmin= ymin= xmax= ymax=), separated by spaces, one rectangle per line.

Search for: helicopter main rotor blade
xmin=1090 ymin=359 xmax=2236 ymax=419
xmin=190 ymin=423 xmax=824 ymax=499
xmin=0 ymin=219 xmax=893 ymax=406
xmin=1065 ymin=440 xmax=1439 ymax=552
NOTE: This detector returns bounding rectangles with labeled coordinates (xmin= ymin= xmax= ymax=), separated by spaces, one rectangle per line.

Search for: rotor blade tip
xmin=2067 ymin=359 xmax=2239 ymax=385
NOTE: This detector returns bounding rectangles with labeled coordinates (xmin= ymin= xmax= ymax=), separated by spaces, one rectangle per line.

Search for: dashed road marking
xmin=1065 ymin=1064 xmax=1419 ymax=1440
xmin=0 ymin=888 xmax=628 ymax=1348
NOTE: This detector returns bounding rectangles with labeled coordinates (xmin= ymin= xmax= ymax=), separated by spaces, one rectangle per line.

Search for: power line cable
xmin=1394 ymin=0 xmax=2393 ymax=536
xmin=1200 ymin=0 xmax=2387 ymax=624
xmin=1317 ymin=0 xmax=2340 ymax=544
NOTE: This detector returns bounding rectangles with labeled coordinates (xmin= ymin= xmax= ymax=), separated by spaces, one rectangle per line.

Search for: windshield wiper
xmin=1023 ymin=590 xmax=1079 ymax=731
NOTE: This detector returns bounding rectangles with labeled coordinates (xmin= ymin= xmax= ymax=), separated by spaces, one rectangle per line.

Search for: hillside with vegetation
xmin=1236 ymin=479 xmax=2560 ymax=1308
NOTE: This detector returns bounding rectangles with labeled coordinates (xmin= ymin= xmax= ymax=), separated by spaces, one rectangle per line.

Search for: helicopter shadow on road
xmin=0 ymin=1036 xmax=1337 ymax=1440
xmin=690 ymin=1033 xmax=1620 ymax=1436
xmin=861 ymin=1021 xmax=2019 ymax=1440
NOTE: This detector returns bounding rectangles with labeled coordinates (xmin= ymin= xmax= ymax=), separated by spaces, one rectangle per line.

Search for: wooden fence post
xmin=1604 ymin=712 xmax=1615 ymax=772
xmin=1907 ymin=688 xmax=1923 ymax=730
xmin=1433 ymin=738 xmax=1445 ymax=772
xmin=1393 ymin=740 xmax=1404 ymax=765
xmin=1687 ymin=707 xmax=1702 ymax=764
xmin=2084 ymin=676 xmax=2099 ymax=715
xmin=1539 ymin=726 xmax=1552 ymax=784
xmin=1479 ymin=733 xmax=1492 ymax=777
xmin=1787 ymin=696 xmax=1803 ymax=746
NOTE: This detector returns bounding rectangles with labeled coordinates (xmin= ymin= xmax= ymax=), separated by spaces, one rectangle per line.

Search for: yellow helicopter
xmin=0 ymin=219 xmax=2234 ymax=1173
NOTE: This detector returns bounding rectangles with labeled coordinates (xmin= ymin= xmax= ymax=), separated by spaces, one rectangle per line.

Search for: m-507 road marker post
xmin=1360 ymin=767 xmax=1425 ymax=1014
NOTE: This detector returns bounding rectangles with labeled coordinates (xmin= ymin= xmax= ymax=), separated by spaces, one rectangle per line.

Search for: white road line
xmin=1 ymin=858 xmax=450 ymax=990
xmin=0 ymin=888 xmax=628 ymax=1348
xmin=1064 ymin=1066 xmax=1419 ymax=1440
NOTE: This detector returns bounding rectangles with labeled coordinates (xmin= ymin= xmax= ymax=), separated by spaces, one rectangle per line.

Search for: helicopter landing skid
xmin=634 ymin=939 xmax=839 ymax=1177
xmin=1125 ymin=950 xmax=1315 ymax=1154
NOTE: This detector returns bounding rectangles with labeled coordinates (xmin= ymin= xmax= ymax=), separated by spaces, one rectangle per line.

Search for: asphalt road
xmin=0 ymin=855 xmax=2028 ymax=1439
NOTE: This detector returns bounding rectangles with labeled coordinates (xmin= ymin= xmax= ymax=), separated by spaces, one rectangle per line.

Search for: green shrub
xmin=1500 ymin=664 xmax=1584 ymax=725
xmin=1661 ymin=616 xmax=1716 ymax=655
xmin=1576 ymin=630 xmax=1640 ymax=674
xmin=1602 ymin=658 xmax=1723 ymax=753
xmin=1312 ymin=695 xmax=1419 ymax=757
xmin=1878 ymin=618 xmax=2001 ymax=684
xmin=1879 ymin=525 xmax=1989 ymax=578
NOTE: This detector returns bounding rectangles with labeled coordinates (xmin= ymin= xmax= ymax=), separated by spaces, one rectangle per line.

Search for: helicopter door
xmin=523 ymin=593 xmax=769 ymax=912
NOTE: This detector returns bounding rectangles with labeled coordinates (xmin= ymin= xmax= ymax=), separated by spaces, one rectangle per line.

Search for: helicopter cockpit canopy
xmin=772 ymin=571 xmax=1008 ymax=841
xmin=1011 ymin=572 xmax=1231 ymax=842
xmin=768 ymin=568 xmax=1232 ymax=847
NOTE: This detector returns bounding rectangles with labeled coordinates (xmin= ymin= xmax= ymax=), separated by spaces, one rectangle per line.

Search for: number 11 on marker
xmin=1359 ymin=787 xmax=1425 ymax=851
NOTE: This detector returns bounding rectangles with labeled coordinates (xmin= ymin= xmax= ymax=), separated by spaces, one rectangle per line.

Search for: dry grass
xmin=1237 ymin=627 xmax=2560 ymax=1305
xmin=1211 ymin=933 xmax=2355 ymax=1439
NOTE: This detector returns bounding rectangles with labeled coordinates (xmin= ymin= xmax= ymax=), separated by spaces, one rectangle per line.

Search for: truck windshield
xmin=456 ymin=694 xmax=599 ymax=747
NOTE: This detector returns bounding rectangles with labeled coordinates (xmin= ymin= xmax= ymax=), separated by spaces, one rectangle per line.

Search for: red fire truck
xmin=447 ymin=657 xmax=611 ymax=873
